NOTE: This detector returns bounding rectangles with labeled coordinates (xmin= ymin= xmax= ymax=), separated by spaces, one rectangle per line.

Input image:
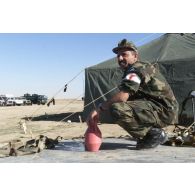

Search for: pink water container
xmin=84 ymin=122 xmax=102 ymax=152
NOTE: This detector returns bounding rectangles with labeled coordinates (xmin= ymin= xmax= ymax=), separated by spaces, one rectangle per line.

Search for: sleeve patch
xmin=124 ymin=73 xmax=141 ymax=84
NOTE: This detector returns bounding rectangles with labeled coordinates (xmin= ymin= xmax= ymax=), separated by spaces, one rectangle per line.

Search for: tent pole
xmin=192 ymin=97 xmax=195 ymax=131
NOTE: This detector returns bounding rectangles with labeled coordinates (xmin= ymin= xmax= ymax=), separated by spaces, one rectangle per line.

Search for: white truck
xmin=14 ymin=97 xmax=24 ymax=106
xmin=5 ymin=94 xmax=15 ymax=106
xmin=18 ymin=97 xmax=32 ymax=105
xmin=4 ymin=94 xmax=23 ymax=106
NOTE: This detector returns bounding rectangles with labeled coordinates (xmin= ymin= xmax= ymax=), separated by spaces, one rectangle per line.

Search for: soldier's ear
xmin=133 ymin=51 xmax=138 ymax=59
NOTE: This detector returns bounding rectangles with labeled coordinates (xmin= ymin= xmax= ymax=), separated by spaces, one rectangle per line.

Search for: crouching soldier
xmin=87 ymin=39 xmax=179 ymax=149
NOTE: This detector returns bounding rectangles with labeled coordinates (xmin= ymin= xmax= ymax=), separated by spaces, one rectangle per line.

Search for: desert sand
xmin=0 ymin=99 xmax=128 ymax=143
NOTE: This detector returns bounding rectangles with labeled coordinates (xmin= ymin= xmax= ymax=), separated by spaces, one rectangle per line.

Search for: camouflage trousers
xmin=110 ymin=100 xmax=166 ymax=138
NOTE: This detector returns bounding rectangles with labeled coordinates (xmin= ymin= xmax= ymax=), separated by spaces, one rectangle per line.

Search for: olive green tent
xmin=84 ymin=33 xmax=195 ymax=124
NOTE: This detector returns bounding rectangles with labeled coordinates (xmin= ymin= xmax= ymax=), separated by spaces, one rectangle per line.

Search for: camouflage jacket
xmin=119 ymin=61 xmax=179 ymax=125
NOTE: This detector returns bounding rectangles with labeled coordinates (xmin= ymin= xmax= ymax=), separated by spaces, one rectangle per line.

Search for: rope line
xmin=48 ymin=68 xmax=85 ymax=101
xmin=59 ymin=86 xmax=118 ymax=122
xmin=135 ymin=33 xmax=158 ymax=45
xmin=25 ymin=69 xmax=85 ymax=122
xmin=51 ymin=94 xmax=83 ymax=115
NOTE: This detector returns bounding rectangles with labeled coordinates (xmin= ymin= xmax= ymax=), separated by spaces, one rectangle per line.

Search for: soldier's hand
xmin=86 ymin=109 xmax=99 ymax=126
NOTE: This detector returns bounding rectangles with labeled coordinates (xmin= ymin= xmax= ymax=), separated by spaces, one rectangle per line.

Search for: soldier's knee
xmin=110 ymin=102 xmax=130 ymax=121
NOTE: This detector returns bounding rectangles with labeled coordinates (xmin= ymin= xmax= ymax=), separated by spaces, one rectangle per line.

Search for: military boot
xmin=136 ymin=128 xmax=167 ymax=150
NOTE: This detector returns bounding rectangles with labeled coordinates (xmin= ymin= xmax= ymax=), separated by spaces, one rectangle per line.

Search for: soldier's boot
xmin=136 ymin=128 xmax=167 ymax=150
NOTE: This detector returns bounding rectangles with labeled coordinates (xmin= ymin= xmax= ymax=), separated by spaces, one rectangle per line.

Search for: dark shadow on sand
xmin=100 ymin=142 xmax=136 ymax=150
xmin=23 ymin=112 xmax=84 ymax=122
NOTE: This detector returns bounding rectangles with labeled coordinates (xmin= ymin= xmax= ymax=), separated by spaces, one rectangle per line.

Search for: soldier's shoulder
xmin=136 ymin=60 xmax=158 ymax=66
xmin=134 ymin=61 xmax=159 ymax=77
xmin=134 ymin=61 xmax=150 ymax=67
xmin=134 ymin=61 xmax=153 ymax=70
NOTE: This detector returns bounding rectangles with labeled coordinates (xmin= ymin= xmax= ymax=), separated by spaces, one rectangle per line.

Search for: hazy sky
xmin=0 ymin=33 xmax=163 ymax=99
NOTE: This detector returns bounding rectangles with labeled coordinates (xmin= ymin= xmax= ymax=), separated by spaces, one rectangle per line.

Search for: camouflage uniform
xmin=110 ymin=61 xmax=179 ymax=138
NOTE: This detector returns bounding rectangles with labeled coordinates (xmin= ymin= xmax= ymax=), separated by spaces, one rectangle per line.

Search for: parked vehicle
xmin=24 ymin=93 xmax=48 ymax=105
xmin=19 ymin=97 xmax=32 ymax=105
xmin=5 ymin=97 xmax=15 ymax=106
xmin=14 ymin=97 xmax=24 ymax=106
xmin=3 ymin=94 xmax=23 ymax=106
xmin=0 ymin=96 xmax=6 ymax=106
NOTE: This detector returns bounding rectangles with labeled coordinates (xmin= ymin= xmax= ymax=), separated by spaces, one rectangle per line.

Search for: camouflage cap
xmin=112 ymin=39 xmax=138 ymax=54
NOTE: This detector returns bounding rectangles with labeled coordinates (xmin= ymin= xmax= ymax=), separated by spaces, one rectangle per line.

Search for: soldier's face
xmin=117 ymin=50 xmax=138 ymax=70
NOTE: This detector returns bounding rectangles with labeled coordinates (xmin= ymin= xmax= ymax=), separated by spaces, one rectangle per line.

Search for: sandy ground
xmin=0 ymin=99 xmax=128 ymax=143
xmin=2 ymin=100 xmax=195 ymax=162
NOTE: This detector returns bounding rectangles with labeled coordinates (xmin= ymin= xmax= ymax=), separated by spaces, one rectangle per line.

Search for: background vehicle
xmin=4 ymin=95 xmax=23 ymax=106
xmin=14 ymin=97 xmax=24 ymax=106
xmin=0 ymin=96 xmax=6 ymax=106
xmin=19 ymin=97 xmax=32 ymax=105
xmin=3 ymin=94 xmax=15 ymax=106
xmin=24 ymin=93 xmax=48 ymax=105
xmin=5 ymin=97 xmax=15 ymax=106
